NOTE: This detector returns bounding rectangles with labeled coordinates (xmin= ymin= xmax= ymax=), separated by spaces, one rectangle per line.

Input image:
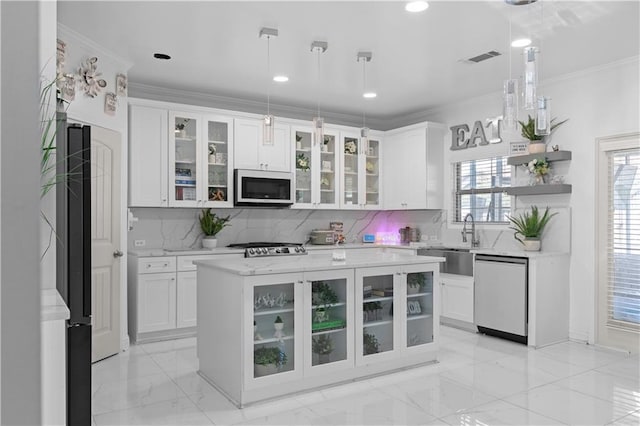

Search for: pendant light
xmin=502 ymin=8 xmax=518 ymax=131
xmin=357 ymin=51 xmax=373 ymax=152
xmin=311 ymin=41 xmax=328 ymax=146
xmin=534 ymin=0 xmax=551 ymax=136
xmin=522 ymin=46 xmax=538 ymax=110
xmin=259 ymin=27 xmax=278 ymax=145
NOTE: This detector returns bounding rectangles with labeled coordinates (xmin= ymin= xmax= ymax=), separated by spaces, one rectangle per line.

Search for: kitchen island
xmin=195 ymin=251 xmax=444 ymax=407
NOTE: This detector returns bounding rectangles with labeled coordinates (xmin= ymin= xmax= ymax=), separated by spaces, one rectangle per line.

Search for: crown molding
xmin=57 ymin=24 xmax=134 ymax=70
xmin=128 ymin=82 xmax=390 ymax=130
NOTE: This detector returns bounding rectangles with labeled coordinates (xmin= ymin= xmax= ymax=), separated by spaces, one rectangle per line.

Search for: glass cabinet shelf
xmin=253 ymin=305 xmax=294 ymax=316
xmin=254 ymin=335 xmax=294 ymax=345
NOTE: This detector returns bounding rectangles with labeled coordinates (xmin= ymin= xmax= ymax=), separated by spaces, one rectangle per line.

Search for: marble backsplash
xmin=127 ymin=208 xmax=446 ymax=250
xmin=128 ymin=206 xmax=570 ymax=254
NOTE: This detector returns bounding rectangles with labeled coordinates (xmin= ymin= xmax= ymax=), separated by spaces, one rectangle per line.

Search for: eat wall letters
xmin=450 ymin=116 xmax=503 ymax=151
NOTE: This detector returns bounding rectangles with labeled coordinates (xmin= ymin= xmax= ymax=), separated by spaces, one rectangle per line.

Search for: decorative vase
xmin=522 ymin=238 xmax=541 ymax=251
xmin=318 ymin=353 xmax=331 ymax=364
xmin=273 ymin=322 xmax=284 ymax=338
xmin=407 ymin=285 xmax=420 ymax=295
xmin=532 ymin=173 xmax=547 ymax=185
xmin=177 ymin=129 xmax=186 ymax=138
xmin=202 ymin=236 xmax=217 ymax=249
xmin=527 ymin=142 xmax=546 ymax=154
xmin=209 ymin=154 xmax=216 ymax=164
xmin=254 ymin=363 xmax=277 ymax=378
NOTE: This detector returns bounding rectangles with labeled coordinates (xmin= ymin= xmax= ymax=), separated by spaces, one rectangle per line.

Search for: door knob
xmin=113 ymin=250 xmax=124 ymax=258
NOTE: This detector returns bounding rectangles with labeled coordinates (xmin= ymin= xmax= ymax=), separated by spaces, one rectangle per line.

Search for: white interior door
xmin=91 ymin=125 xmax=121 ymax=362
xmin=597 ymin=133 xmax=640 ymax=353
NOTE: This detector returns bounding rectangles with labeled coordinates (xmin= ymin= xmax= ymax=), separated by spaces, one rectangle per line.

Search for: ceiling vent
xmin=460 ymin=50 xmax=502 ymax=64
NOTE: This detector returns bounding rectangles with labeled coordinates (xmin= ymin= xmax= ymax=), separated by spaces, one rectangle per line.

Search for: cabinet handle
xmin=164 ymin=263 xmax=168 ymax=267
xmin=146 ymin=264 xmax=151 ymax=268
xmin=171 ymin=277 xmax=176 ymax=281
xmin=264 ymin=163 xmax=268 ymax=169
xmin=297 ymin=280 xmax=304 ymax=284
xmin=395 ymin=272 xmax=402 ymax=276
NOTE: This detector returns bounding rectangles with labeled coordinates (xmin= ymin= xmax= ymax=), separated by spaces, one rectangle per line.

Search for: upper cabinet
xmin=129 ymin=105 xmax=169 ymax=207
xmin=234 ymin=118 xmax=291 ymax=172
xmin=382 ymin=123 xmax=444 ymax=210
xmin=339 ymin=132 xmax=382 ymax=210
xmin=292 ymin=126 xmax=340 ymax=209
xmin=169 ymin=111 xmax=234 ymax=207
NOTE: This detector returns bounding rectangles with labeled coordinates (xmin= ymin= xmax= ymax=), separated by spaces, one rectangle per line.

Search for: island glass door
xmin=304 ymin=270 xmax=353 ymax=374
xmin=248 ymin=274 xmax=303 ymax=388
xmin=405 ymin=267 xmax=435 ymax=349
xmin=355 ymin=267 xmax=398 ymax=365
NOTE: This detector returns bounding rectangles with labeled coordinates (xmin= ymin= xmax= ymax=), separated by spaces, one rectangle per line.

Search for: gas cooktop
xmin=227 ymin=242 xmax=307 ymax=258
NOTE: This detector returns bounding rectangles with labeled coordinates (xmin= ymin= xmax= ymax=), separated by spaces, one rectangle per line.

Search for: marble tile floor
xmin=92 ymin=326 xmax=639 ymax=425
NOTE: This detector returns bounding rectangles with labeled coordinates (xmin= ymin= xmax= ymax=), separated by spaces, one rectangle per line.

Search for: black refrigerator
xmin=56 ymin=112 xmax=92 ymax=426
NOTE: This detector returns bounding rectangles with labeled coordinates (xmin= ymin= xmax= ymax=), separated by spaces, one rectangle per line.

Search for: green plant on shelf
xmin=312 ymin=282 xmax=339 ymax=306
xmin=296 ymin=153 xmax=310 ymax=171
xmin=407 ymin=273 xmax=426 ymax=290
xmin=363 ymin=332 xmax=380 ymax=355
xmin=312 ymin=334 xmax=334 ymax=355
xmin=254 ymin=346 xmax=287 ymax=367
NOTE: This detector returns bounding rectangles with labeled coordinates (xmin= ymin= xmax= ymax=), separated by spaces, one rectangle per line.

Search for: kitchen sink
xmin=417 ymin=247 xmax=474 ymax=276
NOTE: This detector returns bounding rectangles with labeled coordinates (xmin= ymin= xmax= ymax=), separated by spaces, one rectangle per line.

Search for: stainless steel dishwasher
xmin=474 ymin=254 xmax=528 ymax=344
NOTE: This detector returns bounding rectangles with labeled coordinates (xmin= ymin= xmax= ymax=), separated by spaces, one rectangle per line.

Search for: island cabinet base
xmin=196 ymin=254 xmax=442 ymax=407
xmin=199 ymin=351 xmax=439 ymax=407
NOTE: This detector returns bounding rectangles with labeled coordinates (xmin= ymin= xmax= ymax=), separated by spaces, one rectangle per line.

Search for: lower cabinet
xmin=198 ymin=262 xmax=439 ymax=406
xmin=440 ymin=273 xmax=474 ymax=325
xmin=129 ymin=253 xmax=240 ymax=342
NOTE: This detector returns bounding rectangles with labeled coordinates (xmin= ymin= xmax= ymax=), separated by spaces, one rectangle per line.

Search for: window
xmin=453 ymin=157 xmax=511 ymax=223
xmin=607 ymin=148 xmax=640 ymax=327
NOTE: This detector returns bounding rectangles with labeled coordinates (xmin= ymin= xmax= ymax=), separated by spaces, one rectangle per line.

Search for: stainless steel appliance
xmin=234 ymin=169 xmax=294 ymax=207
xmin=474 ymin=254 xmax=528 ymax=344
xmin=228 ymin=242 xmax=307 ymax=258
xmin=309 ymin=229 xmax=335 ymax=245
xmin=55 ymin=113 xmax=92 ymax=425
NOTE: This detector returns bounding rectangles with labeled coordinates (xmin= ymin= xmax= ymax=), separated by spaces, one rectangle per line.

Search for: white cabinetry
xmin=128 ymin=105 xmax=169 ymax=207
xmin=292 ymin=126 xmax=340 ymax=208
xmin=198 ymin=260 xmax=438 ymax=406
xmin=339 ymin=132 xmax=381 ymax=209
xmin=128 ymin=253 xmax=241 ymax=342
xmin=440 ymin=273 xmax=474 ymax=325
xmin=383 ymin=123 xmax=444 ymax=209
xmin=234 ymin=118 xmax=291 ymax=172
xmin=169 ymin=111 xmax=234 ymax=207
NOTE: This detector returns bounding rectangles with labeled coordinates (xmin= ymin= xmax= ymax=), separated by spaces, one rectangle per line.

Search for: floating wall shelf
xmin=507 ymin=150 xmax=572 ymax=166
xmin=506 ymin=184 xmax=572 ymax=196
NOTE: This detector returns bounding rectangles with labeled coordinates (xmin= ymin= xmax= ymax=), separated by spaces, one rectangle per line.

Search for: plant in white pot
xmin=199 ymin=208 xmax=230 ymax=249
xmin=518 ymin=115 xmax=568 ymax=154
xmin=507 ymin=206 xmax=557 ymax=251
xmin=253 ymin=346 xmax=287 ymax=377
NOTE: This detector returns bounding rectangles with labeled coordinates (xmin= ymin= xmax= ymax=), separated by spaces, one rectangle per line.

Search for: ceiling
xmin=58 ymin=1 xmax=639 ymax=126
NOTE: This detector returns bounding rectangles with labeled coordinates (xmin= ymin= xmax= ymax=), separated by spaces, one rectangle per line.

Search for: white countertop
xmin=470 ymin=248 xmax=570 ymax=258
xmin=196 ymin=252 xmax=445 ymax=276
xmin=41 ymin=289 xmax=70 ymax=322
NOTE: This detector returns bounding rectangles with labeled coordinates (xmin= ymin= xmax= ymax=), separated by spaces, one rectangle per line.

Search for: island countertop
xmin=195 ymin=252 xmax=445 ymax=276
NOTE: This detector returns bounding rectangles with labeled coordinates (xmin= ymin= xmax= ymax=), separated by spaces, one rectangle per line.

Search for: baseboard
xmin=121 ymin=335 xmax=130 ymax=352
xmin=569 ymin=329 xmax=591 ymax=344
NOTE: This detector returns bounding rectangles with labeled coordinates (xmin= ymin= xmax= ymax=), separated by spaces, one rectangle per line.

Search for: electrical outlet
xmin=134 ymin=240 xmax=146 ymax=247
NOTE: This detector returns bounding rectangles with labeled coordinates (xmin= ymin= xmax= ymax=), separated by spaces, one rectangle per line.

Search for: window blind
xmin=453 ymin=157 xmax=511 ymax=223
xmin=607 ymin=148 xmax=640 ymax=330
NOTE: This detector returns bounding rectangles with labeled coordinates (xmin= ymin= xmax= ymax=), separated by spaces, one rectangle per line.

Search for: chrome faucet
xmin=462 ymin=213 xmax=480 ymax=247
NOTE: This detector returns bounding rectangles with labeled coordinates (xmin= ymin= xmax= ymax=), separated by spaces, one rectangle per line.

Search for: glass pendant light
xmin=523 ymin=46 xmax=538 ymax=110
xmin=502 ymin=12 xmax=518 ymax=131
xmin=535 ymin=96 xmax=551 ymax=136
xmin=259 ymin=27 xmax=278 ymax=145
xmin=357 ymin=51 xmax=373 ymax=153
xmin=311 ymin=41 xmax=328 ymax=146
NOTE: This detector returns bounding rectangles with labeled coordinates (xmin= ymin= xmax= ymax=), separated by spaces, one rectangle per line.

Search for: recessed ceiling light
xmin=405 ymin=1 xmax=429 ymax=13
xmin=273 ymin=75 xmax=289 ymax=83
xmin=153 ymin=53 xmax=171 ymax=60
xmin=363 ymin=92 xmax=377 ymax=99
xmin=511 ymin=38 xmax=532 ymax=47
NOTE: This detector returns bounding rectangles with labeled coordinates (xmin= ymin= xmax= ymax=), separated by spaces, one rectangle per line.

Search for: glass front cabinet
xmin=355 ymin=265 xmax=435 ymax=366
xmin=340 ymin=132 xmax=381 ymax=209
xmin=169 ymin=111 xmax=234 ymax=207
xmin=245 ymin=273 xmax=304 ymax=390
xmin=292 ymin=126 xmax=340 ymax=209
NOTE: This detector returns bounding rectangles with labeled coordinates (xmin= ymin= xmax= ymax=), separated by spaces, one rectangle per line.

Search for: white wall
xmin=57 ymin=24 xmax=132 ymax=350
xmin=1 ymin=2 xmax=42 ymax=424
xmin=423 ymin=57 xmax=640 ymax=343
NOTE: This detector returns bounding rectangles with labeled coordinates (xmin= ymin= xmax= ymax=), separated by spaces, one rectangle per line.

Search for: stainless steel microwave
xmin=234 ymin=169 xmax=294 ymax=207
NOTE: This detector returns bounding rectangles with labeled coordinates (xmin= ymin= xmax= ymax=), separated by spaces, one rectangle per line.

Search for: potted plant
xmin=518 ymin=115 xmax=568 ymax=154
xmin=208 ymin=143 xmax=216 ymax=163
xmin=253 ymin=346 xmax=287 ymax=377
xmin=507 ymin=206 xmax=557 ymax=251
xmin=321 ymin=135 xmax=331 ymax=152
xmin=363 ymin=332 xmax=380 ymax=355
xmin=312 ymin=334 xmax=334 ymax=364
xmin=523 ymin=157 xmax=551 ymax=185
xmin=296 ymin=153 xmax=310 ymax=171
xmin=199 ymin=208 xmax=230 ymax=249
xmin=175 ymin=118 xmax=190 ymax=138
xmin=407 ymin=273 xmax=426 ymax=294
